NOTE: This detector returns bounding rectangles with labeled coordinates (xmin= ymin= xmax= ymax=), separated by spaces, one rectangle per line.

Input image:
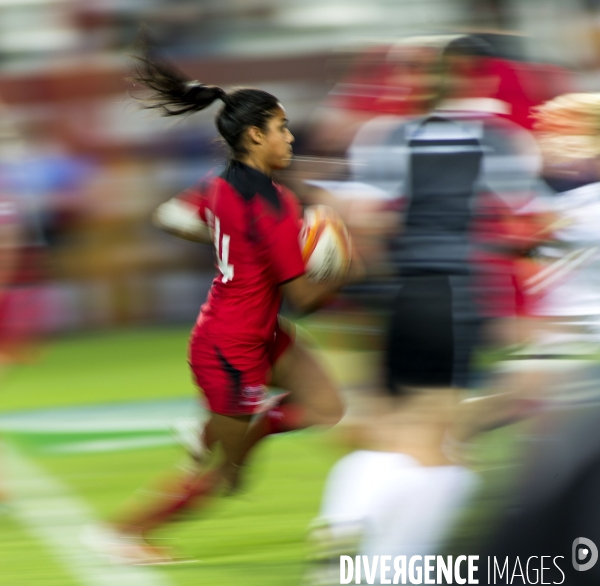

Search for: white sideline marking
xmin=47 ymin=435 xmax=177 ymax=455
xmin=0 ymin=420 xmax=181 ymax=433
xmin=5 ymin=443 xmax=172 ymax=586
xmin=0 ymin=400 xmax=207 ymax=456
xmin=0 ymin=400 xmax=203 ymax=434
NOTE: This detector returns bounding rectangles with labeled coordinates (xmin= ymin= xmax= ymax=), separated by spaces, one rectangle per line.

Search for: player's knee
xmin=314 ymin=395 xmax=345 ymax=428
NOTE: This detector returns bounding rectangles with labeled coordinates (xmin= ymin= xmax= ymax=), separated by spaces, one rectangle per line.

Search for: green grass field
xmin=0 ymin=323 xmax=519 ymax=586
xmin=0 ymin=326 xmax=367 ymax=586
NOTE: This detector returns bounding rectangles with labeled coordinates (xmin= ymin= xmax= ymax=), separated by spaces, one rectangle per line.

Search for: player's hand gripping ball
xmin=300 ymin=205 xmax=352 ymax=282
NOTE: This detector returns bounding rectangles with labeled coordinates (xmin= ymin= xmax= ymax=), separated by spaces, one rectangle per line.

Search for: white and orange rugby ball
xmin=299 ymin=205 xmax=352 ymax=282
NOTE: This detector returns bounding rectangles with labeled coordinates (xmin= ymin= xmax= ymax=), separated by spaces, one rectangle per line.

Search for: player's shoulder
xmin=276 ymin=183 xmax=299 ymax=209
xmin=219 ymin=160 xmax=282 ymax=210
xmin=178 ymin=169 xmax=220 ymax=205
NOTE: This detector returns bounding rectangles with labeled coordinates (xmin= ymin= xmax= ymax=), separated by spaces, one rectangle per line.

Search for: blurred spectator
xmin=0 ymin=100 xmax=51 ymax=511
xmin=0 ymin=103 xmax=52 ymax=363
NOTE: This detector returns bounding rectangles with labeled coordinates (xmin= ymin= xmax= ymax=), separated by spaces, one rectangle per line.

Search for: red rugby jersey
xmin=179 ymin=160 xmax=305 ymax=347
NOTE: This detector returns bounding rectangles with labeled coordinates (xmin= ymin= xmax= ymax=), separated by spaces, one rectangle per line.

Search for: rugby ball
xmin=300 ymin=205 xmax=352 ymax=282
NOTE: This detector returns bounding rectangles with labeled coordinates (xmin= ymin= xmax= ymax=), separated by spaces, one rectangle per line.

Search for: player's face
xmin=262 ymin=106 xmax=294 ymax=170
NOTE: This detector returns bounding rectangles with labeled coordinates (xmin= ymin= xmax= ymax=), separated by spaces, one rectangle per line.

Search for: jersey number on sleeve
xmin=213 ymin=215 xmax=234 ymax=283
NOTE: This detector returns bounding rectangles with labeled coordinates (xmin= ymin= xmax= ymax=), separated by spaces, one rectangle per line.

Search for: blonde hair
xmin=533 ymin=93 xmax=600 ymax=163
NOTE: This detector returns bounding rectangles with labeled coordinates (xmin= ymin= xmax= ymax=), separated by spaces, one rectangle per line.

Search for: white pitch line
xmin=0 ymin=420 xmax=181 ymax=433
xmin=5 ymin=443 xmax=173 ymax=586
xmin=46 ymin=435 xmax=177 ymax=455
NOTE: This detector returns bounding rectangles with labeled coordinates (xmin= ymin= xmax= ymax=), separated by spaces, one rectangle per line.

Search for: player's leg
xmin=113 ymin=412 xmax=251 ymax=537
xmin=108 ymin=338 xmax=261 ymax=548
xmin=87 ymin=412 xmax=252 ymax=565
xmin=268 ymin=316 xmax=344 ymax=429
xmin=379 ymin=386 xmax=461 ymax=465
xmin=161 ymin=322 xmax=343 ymax=499
xmin=118 ymin=346 xmax=339 ymax=537
xmin=270 ymin=337 xmax=344 ymax=428
xmin=222 ymin=331 xmax=345 ymax=491
xmin=382 ymin=274 xmax=472 ymax=463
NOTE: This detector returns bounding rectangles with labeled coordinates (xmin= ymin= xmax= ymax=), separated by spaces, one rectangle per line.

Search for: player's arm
xmin=270 ymin=190 xmax=365 ymax=313
xmin=152 ymin=178 xmax=215 ymax=244
xmin=280 ymin=274 xmax=342 ymax=313
xmin=281 ymin=251 xmax=364 ymax=313
xmin=152 ymin=197 xmax=213 ymax=244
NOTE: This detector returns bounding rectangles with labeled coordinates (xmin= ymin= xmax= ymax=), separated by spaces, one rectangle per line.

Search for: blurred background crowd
xmin=0 ymin=0 xmax=597 ymax=339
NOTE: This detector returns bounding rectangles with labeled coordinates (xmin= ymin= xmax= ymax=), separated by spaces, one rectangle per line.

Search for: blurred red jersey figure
xmin=487 ymin=57 xmax=573 ymax=130
xmin=0 ymin=111 xmax=47 ymax=364
xmin=307 ymin=38 xmax=445 ymax=158
xmin=307 ymin=33 xmax=572 ymax=161
xmin=329 ymin=39 xmax=443 ymax=117
xmin=0 ymin=192 xmax=21 ymax=511
xmin=0 ymin=197 xmax=23 ymax=358
xmin=0 ymin=200 xmax=49 ymax=365
xmin=90 ymin=43 xmax=362 ymax=566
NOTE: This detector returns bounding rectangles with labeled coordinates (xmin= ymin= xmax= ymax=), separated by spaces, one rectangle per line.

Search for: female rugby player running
xmin=93 ymin=51 xmax=362 ymax=564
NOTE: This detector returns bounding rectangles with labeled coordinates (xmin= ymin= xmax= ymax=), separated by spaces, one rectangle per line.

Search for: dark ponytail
xmin=130 ymin=53 xmax=227 ymax=116
xmin=130 ymin=49 xmax=281 ymax=157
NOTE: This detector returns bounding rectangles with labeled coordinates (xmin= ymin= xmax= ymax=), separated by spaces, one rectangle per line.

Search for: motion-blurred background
xmin=2 ymin=1 xmax=600 ymax=585
xmin=0 ymin=0 xmax=594 ymax=333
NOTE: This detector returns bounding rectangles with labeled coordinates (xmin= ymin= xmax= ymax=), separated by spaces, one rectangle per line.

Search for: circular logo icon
xmin=573 ymin=537 xmax=598 ymax=571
